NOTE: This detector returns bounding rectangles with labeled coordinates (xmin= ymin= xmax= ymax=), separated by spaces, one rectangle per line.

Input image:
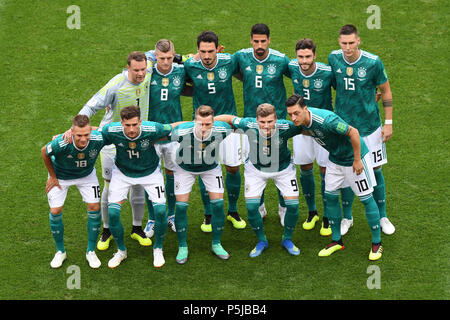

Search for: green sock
xmin=324 ymin=191 xmax=342 ymax=242
xmin=87 ymin=210 xmax=101 ymax=253
xmin=210 ymin=199 xmax=225 ymax=245
xmin=300 ymin=168 xmax=316 ymax=211
xmin=360 ymin=194 xmax=382 ymax=243
xmin=108 ymin=203 xmax=126 ymax=251
xmin=277 ymin=188 xmax=286 ymax=208
xmin=282 ymin=199 xmax=299 ymax=241
xmin=175 ymin=201 xmax=189 ymax=247
xmin=320 ymin=172 xmax=326 ymax=217
xmin=165 ymin=174 xmax=175 ymax=217
xmin=225 ymin=171 xmax=241 ymax=213
xmin=199 ymin=178 xmax=211 ymax=216
xmin=373 ymin=168 xmax=387 ymax=218
xmin=49 ymin=211 xmax=65 ymax=253
xmin=341 ymin=187 xmax=354 ymax=220
xmin=145 ymin=192 xmax=155 ymax=221
xmin=153 ymin=203 xmax=168 ymax=249
xmin=246 ymin=198 xmax=267 ymax=242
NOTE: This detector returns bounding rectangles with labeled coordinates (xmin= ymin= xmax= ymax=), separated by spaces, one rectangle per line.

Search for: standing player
xmin=171 ymin=106 xmax=232 ymax=264
xmin=328 ymin=24 xmax=395 ymax=235
xmin=233 ymin=23 xmax=291 ymax=223
xmin=184 ymin=31 xmax=246 ymax=231
xmin=143 ymin=39 xmax=191 ymax=238
xmin=288 ymin=38 xmax=335 ymax=236
xmin=100 ymin=106 xmax=176 ymax=268
xmin=78 ymin=51 xmax=153 ymax=250
xmin=42 ymin=115 xmax=105 ymax=269
xmin=286 ymin=94 xmax=383 ymax=260
xmin=215 ymin=104 xmax=302 ymax=257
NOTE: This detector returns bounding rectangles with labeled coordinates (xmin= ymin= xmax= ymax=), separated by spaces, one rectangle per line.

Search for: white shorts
xmin=173 ymin=164 xmax=224 ymax=195
xmin=219 ymin=132 xmax=243 ymax=167
xmin=363 ymin=126 xmax=387 ymax=168
xmin=108 ymin=165 xmax=166 ymax=204
xmin=100 ymin=144 xmax=116 ymax=181
xmin=47 ymin=169 xmax=100 ymax=208
xmin=292 ymin=134 xmax=330 ymax=167
xmin=325 ymin=152 xmax=377 ymax=197
xmin=155 ymin=141 xmax=179 ymax=171
xmin=244 ymin=161 xmax=299 ymax=198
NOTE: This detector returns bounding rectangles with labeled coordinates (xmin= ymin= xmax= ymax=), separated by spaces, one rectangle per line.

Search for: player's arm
xmin=214 ymin=115 xmax=237 ymax=128
xmin=378 ymin=80 xmax=393 ymax=142
xmin=346 ymin=126 xmax=363 ymax=175
xmin=41 ymin=144 xmax=62 ymax=193
xmin=78 ymin=82 xmax=116 ymax=118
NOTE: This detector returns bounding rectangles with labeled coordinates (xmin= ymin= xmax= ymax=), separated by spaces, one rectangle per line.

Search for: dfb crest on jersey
xmin=357 ymin=67 xmax=367 ymax=78
xmin=162 ymin=78 xmax=169 ymax=87
xmin=89 ymin=149 xmax=98 ymax=159
xmin=314 ymin=78 xmax=323 ymax=89
xmin=256 ymin=65 xmax=263 ymax=74
xmin=77 ymin=152 xmax=85 ymax=159
xmin=129 ymin=142 xmax=136 ymax=149
xmin=218 ymin=68 xmax=227 ymax=80
xmin=303 ymin=79 xmax=310 ymax=88
xmin=346 ymin=67 xmax=353 ymax=76
xmin=207 ymin=72 xmax=215 ymax=81
xmin=141 ymin=139 xmax=150 ymax=149
xmin=136 ymin=88 xmax=141 ymax=96
xmin=172 ymin=76 xmax=181 ymax=87
xmin=267 ymin=64 xmax=276 ymax=75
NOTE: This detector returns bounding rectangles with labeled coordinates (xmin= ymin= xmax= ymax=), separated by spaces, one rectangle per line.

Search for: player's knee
xmin=300 ymin=163 xmax=314 ymax=171
xmin=50 ymin=207 xmax=63 ymax=215
xmin=87 ymin=202 xmax=100 ymax=212
xmin=225 ymin=165 xmax=240 ymax=174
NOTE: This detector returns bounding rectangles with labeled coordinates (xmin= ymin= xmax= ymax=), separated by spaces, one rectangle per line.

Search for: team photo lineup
xmin=42 ymin=22 xmax=396 ymax=270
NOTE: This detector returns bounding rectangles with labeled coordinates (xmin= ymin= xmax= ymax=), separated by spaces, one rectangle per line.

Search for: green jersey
xmin=79 ymin=66 xmax=153 ymax=128
xmin=233 ymin=48 xmax=291 ymax=119
xmin=171 ymin=121 xmax=231 ymax=172
xmin=45 ymin=131 xmax=105 ymax=180
xmin=184 ymin=53 xmax=239 ymax=117
xmin=288 ymin=60 xmax=334 ymax=111
xmin=328 ymin=49 xmax=388 ymax=136
xmin=100 ymin=121 xmax=172 ymax=178
xmin=299 ymin=107 xmax=369 ymax=167
xmin=148 ymin=63 xmax=185 ymax=124
xmin=233 ymin=117 xmax=301 ymax=172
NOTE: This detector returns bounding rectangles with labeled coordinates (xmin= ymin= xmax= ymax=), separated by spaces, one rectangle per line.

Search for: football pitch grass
xmin=0 ymin=0 xmax=448 ymax=301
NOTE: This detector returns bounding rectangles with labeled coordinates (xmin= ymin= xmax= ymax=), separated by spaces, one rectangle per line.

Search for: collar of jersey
xmin=72 ymin=137 xmax=90 ymax=151
xmin=123 ymin=126 xmax=142 ymax=141
xmin=155 ymin=63 xmax=174 ymax=76
xmin=342 ymin=49 xmax=363 ymax=65
xmin=252 ymin=48 xmax=271 ymax=64
xmin=298 ymin=62 xmax=318 ymax=78
xmin=200 ymin=58 xmax=219 ymax=71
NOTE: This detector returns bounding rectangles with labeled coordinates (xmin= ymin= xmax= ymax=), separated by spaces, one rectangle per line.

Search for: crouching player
xmin=215 ymin=103 xmax=302 ymax=258
xmin=286 ymin=93 xmax=383 ymax=260
xmin=42 ymin=115 xmax=105 ymax=269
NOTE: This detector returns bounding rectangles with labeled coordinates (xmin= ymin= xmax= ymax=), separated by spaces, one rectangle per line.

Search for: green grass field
xmin=0 ymin=0 xmax=448 ymax=302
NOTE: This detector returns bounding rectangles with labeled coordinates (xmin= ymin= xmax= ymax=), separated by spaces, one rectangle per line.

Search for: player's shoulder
xmin=104 ymin=121 xmax=123 ymax=132
xmin=238 ymin=48 xmax=253 ymax=55
xmin=309 ymin=107 xmax=330 ymax=123
xmin=101 ymin=72 xmax=127 ymax=92
xmin=141 ymin=121 xmax=159 ymax=132
xmin=289 ymin=58 xmax=299 ymax=67
xmin=90 ymin=130 xmax=104 ymax=140
xmin=269 ymin=48 xmax=287 ymax=58
xmin=174 ymin=122 xmax=194 ymax=134
xmin=329 ymin=49 xmax=342 ymax=56
xmin=360 ymin=49 xmax=380 ymax=61
xmin=276 ymin=119 xmax=294 ymax=129
xmin=213 ymin=120 xmax=231 ymax=130
xmin=316 ymin=62 xmax=332 ymax=72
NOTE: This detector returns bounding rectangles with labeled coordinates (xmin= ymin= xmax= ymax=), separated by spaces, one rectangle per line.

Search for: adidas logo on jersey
xmin=196 ymin=74 xmax=203 ymax=79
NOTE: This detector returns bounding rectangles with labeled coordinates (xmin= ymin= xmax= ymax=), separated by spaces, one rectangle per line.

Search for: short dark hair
xmin=120 ymin=105 xmax=141 ymax=120
xmin=285 ymin=93 xmax=306 ymax=108
xmin=295 ymin=38 xmax=316 ymax=54
xmin=339 ymin=24 xmax=358 ymax=36
xmin=195 ymin=105 xmax=214 ymax=118
xmin=197 ymin=31 xmax=218 ymax=48
xmin=127 ymin=51 xmax=147 ymax=66
xmin=72 ymin=114 xmax=90 ymax=128
xmin=256 ymin=103 xmax=276 ymax=118
xmin=251 ymin=23 xmax=270 ymax=38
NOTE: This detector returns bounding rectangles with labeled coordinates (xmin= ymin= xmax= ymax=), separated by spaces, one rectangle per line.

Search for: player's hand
xmin=217 ymin=45 xmax=225 ymax=53
xmin=46 ymin=176 xmax=62 ymax=193
xmin=353 ymin=159 xmax=364 ymax=175
xmin=62 ymin=129 xmax=72 ymax=144
xmin=192 ymin=53 xmax=200 ymax=61
xmin=381 ymin=124 xmax=392 ymax=142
